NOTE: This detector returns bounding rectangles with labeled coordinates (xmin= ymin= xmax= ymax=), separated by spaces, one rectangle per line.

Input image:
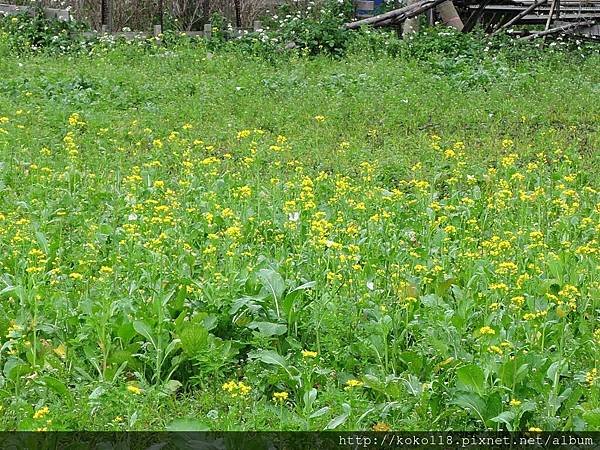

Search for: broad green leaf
xmin=451 ymin=393 xmax=486 ymax=423
xmin=89 ymin=385 xmax=106 ymax=400
xmin=248 ymin=321 xmax=287 ymax=336
xmin=166 ymin=418 xmax=210 ymax=431
xmin=39 ymin=376 xmax=73 ymax=405
xmin=282 ymin=282 xmax=315 ymax=316
xmin=179 ymin=323 xmax=209 ymax=355
xmin=583 ymin=409 xmax=600 ymax=429
xmin=324 ymin=403 xmax=350 ymax=430
xmin=258 ymin=268 xmax=285 ymax=317
xmin=3 ymin=358 xmax=29 ymax=380
xmin=490 ymin=411 xmax=515 ymax=430
xmin=303 ymin=388 xmax=317 ymax=411
xmin=248 ymin=349 xmax=287 ymax=367
xmin=163 ymin=380 xmax=183 ymax=395
xmin=248 ymin=349 xmax=292 ymax=377
xmin=403 ymin=374 xmax=423 ymax=396
xmin=133 ymin=320 xmax=157 ymax=348
xmin=35 ymin=231 xmax=49 ymax=255
xmin=456 ymin=364 xmax=485 ymax=395
xmin=309 ymin=406 xmax=330 ymax=419
xmin=498 ymin=357 xmax=529 ymax=387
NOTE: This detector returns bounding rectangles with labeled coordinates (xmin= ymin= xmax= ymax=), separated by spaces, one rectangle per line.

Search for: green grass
xmin=0 ymin=36 xmax=599 ymax=431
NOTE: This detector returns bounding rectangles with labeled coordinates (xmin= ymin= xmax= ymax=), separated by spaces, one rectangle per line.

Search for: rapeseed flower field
xmin=0 ymin=39 xmax=599 ymax=431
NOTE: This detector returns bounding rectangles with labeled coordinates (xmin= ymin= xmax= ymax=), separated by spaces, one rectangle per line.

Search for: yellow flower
xmin=344 ymin=379 xmax=363 ymax=389
xmin=585 ymin=368 xmax=598 ymax=386
xmin=509 ymin=399 xmax=522 ymax=407
xmin=127 ymin=385 xmax=143 ymax=395
xmin=33 ymin=406 xmax=49 ymax=420
xmin=314 ymin=115 xmax=325 ymax=123
xmin=69 ymin=272 xmax=83 ymax=281
xmin=53 ymin=343 xmax=66 ymax=359
xmin=528 ymin=427 xmax=543 ymax=432
xmin=238 ymin=381 xmax=251 ymax=396
xmin=222 ymin=381 xmax=237 ymax=393
xmin=488 ymin=345 xmax=503 ymax=355
xmin=273 ymin=391 xmax=289 ymax=402
xmin=301 ymin=350 xmax=318 ymax=358
xmin=372 ymin=422 xmax=391 ymax=431
xmin=99 ymin=266 xmax=113 ymax=274
xmin=222 ymin=380 xmax=251 ymax=397
xmin=479 ymin=326 xmax=496 ymax=336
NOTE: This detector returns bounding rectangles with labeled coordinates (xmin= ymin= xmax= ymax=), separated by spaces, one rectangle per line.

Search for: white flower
xmin=288 ymin=212 xmax=300 ymax=222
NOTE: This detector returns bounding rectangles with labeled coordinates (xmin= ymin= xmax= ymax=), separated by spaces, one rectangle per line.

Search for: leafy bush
xmin=232 ymin=0 xmax=355 ymax=56
xmin=0 ymin=10 xmax=87 ymax=54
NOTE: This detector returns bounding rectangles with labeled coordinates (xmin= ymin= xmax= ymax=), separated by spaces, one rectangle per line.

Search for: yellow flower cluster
xmin=222 ymin=380 xmax=252 ymax=397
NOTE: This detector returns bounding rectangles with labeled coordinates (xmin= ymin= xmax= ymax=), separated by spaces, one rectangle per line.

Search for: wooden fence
xmin=1 ymin=3 xmax=265 ymax=39
xmin=81 ymin=20 xmax=263 ymax=40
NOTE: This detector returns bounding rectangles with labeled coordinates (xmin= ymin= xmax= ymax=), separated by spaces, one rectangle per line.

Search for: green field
xmin=0 ymin=36 xmax=599 ymax=431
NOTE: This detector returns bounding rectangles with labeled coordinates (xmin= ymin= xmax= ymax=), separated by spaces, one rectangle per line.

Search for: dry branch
xmin=519 ymin=19 xmax=596 ymax=39
xmin=345 ymin=0 xmax=448 ymax=29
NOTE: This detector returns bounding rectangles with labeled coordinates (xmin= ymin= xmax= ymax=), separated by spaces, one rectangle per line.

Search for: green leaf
xmin=166 ymin=418 xmax=210 ymax=431
xmin=498 ymin=357 xmax=529 ymax=387
xmin=179 ymin=322 xmax=209 ymax=355
xmin=490 ymin=411 xmax=515 ymax=431
xmin=403 ymin=374 xmax=423 ymax=396
xmin=282 ymin=281 xmax=315 ymax=316
xmin=583 ymin=409 xmax=600 ymax=429
xmin=0 ymin=285 xmax=20 ymax=298
xmin=258 ymin=268 xmax=285 ymax=317
xmin=35 ymin=231 xmax=49 ymax=255
xmin=248 ymin=349 xmax=292 ymax=377
xmin=3 ymin=358 xmax=29 ymax=380
xmin=248 ymin=321 xmax=288 ymax=336
xmin=133 ymin=320 xmax=156 ymax=349
xmin=303 ymin=387 xmax=317 ymax=411
xmin=89 ymin=385 xmax=105 ymax=400
xmin=451 ymin=393 xmax=486 ymax=424
xmin=309 ymin=406 xmax=330 ymax=419
xmin=456 ymin=364 xmax=485 ymax=395
xmin=324 ymin=403 xmax=350 ymax=430
xmin=163 ymin=380 xmax=183 ymax=395
xmin=39 ymin=376 xmax=73 ymax=405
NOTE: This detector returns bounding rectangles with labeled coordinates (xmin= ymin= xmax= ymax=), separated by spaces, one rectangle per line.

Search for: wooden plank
xmin=463 ymin=0 xmax=494 ymax=32
xmin=492 ymin=0 xmax=548 ymax=34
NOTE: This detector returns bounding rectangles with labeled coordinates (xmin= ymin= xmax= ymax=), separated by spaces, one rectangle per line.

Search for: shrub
xmin=0 ymin=9 xmax=87 ymax=54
